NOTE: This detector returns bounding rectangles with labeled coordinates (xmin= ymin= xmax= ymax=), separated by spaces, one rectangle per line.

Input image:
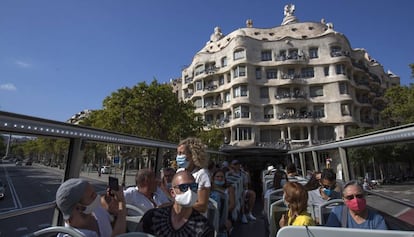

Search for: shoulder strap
xmin=341 ymin=205 xmax=348 ymax=227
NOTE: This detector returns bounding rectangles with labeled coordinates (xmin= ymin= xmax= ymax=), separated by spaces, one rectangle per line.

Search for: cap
xmin=55 ymin=178 xmax=88 ymax=220
xmin=222 ymin=161 xmax=229 ymax=168
xmin=231 ymin=160 xmax=240 ymax=165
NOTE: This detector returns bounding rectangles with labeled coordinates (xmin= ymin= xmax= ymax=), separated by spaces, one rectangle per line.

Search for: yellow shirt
xmin=288 ymin=210 xmax=315 ymax=226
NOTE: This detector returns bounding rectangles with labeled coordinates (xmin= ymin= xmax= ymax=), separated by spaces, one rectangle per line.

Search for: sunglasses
xmin=174 ymin=183 xmax=198 ymax=192
xmin=344 ymin=194 xmax=364 ymax=200
xmin=321 ymin=184 xmax=336 ymax=190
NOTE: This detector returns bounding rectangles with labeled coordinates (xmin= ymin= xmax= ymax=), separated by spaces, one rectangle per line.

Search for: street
xmin=0 ymin=161 xmax=138 ymax=237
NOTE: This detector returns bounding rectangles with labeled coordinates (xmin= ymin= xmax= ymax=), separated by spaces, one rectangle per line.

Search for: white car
xmin=100 ymin=166 xmax=112 ymax=174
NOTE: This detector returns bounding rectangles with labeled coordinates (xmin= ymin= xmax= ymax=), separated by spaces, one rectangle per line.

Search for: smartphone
xmin=108 ymin=176 xmax=119 ymax=191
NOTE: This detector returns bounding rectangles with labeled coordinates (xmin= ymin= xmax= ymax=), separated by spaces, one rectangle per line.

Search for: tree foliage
xmin=84 ymin=79 xmax=203 ymax=142
xmin=381 ymin=85 xmax=414 ymax=126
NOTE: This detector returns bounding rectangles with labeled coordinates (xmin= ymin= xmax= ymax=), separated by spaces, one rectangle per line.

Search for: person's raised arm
xmin=111 ymin=186 xmax=127 ymax=237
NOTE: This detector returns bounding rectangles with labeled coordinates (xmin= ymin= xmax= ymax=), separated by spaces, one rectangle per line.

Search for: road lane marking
xmin=3 ymin=166 xmax=22 ymax=209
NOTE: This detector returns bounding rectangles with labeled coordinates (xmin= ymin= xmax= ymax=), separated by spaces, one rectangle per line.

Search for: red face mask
xmin=345 ymin=197 xmax=366 ymax=212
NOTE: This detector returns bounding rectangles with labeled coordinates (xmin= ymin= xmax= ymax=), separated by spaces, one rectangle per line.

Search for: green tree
xmin=86 ymin=80 xmax=202 ymax=142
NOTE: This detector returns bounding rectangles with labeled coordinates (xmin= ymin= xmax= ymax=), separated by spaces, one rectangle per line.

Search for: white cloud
xmin=0 ymin=83 xmax=17 ymax=91
xmin=15 ymin=60 xmax=32 ymax=68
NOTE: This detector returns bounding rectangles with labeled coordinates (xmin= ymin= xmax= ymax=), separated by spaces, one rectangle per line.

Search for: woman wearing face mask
xmin=279 ymin=181 xmax=315 ymax=228
xmin=176 ymin=137 xmax=211 ymax=215
xmin=210 ymin=169 xmax=236 ymax=236
xmin=141 ymin=171 xmax=214 ymax=237
xmin=56 ymin=178 xmax=126 ymax=237
xmin=325 ymin=180 xmax=387 ymax=229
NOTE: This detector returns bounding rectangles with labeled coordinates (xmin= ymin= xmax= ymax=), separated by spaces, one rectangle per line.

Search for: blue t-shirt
xmin=325 ymin=205 xmax=387 ymax=229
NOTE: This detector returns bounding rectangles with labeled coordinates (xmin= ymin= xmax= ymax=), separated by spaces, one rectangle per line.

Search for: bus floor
xmin=230 ymin=197 xmax=267 ymax=237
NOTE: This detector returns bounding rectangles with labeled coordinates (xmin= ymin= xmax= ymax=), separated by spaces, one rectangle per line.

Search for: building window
xmin=309 ymin=47 xmax=318 ymax=59
xmin=234 ymin=127 xmax=252 ymax=141
xmin=233 ymin=85 xmax=248 ymax=97
xmin=336 ymin=64 xmax=346 ymax=75
xmin=234 ymin=105 xmax=250 ymax=118
xmin=341 ymin=104 xmax=351 ymax=116
xmin=339 ymin=82 xmax=349 ymax=94
xmin=194 ymin=64 xmax=205 ymax=76
xmin=221 ymin=57 xmax=227 ymax=67
xmin=331 ymin=46 xmax=342 ymax=57
xmin=318 ymin=126 xmax=335 ymax=141
xmin=264 ymin=106 xmax=274 ymax=119
xmin=233 ymin=65 xmax=246 ymax=78
xmin=266 ymin=69 xmax=277 ymax=79
xmin=261 ymin=50 xmax=272 ymax=61
xmin=313 ymin=105 xmax=325 ymax=118
xmin=234 ymin=48 xmax=245 ymax=60
xmin=195 ymin=81 xmax=203 ymax=91
xmin=310 ymin=85 xmax=323 ymax=97
xmin=260 ymin=87 xmax=269 ymax=99
xmin=301 ymin=67 xmax=314 ymax=78
xmin=255 ymin=67 xmax=262 ymax=79
xmin=224 ymin=91 xmax=231 ymax=102
xmin=324 ymin=66 xmax=329 ymax=76
xmin=219 ymin=75 xmax=225 ymax=85
xmin=287 ymin=48 xmax=299 ymax=59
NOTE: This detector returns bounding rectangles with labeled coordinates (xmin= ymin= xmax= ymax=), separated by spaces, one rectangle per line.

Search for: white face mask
xmin=174 ymin=188 xmax=198 ymax=207
xmin=82 ymin=195 xmax=100 ymax=214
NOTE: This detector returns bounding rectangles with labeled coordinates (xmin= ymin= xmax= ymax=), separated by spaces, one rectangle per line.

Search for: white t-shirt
xmin=59 ymin=206 xmax=112 ymax=237
xmin=124 ymin=186 xmax=167 ymax=216
xmin=192 ymin=168 xmax=211 ymax=189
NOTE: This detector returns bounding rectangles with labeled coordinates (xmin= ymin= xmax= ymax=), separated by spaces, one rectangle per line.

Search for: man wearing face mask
xmin=56 ymin=178 xmax=126 ymax=237
xmin=325 ymin=180 xmax=387 ymax=229
xmin=140 ymin=170 xmax=214 ymax=237
xmin=307 ymin=168 xmax=341 ymax=224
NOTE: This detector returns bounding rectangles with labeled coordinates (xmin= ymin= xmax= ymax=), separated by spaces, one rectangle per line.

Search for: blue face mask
xmin=176 ymin=155 xmax=189 ymax=169
xmin=323 ymin=188 xmax=332 ymax=196
xmin=214 ymin=180 xmax=225 ymax=186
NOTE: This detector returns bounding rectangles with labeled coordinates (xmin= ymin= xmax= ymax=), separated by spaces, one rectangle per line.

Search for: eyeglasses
xmin=321 ymin=183 xmax=336 ymax=190
xmin=344 ymin=194 xmax=364 ymax=200
xmin=173 ymin=183 xmax=198 ymax=192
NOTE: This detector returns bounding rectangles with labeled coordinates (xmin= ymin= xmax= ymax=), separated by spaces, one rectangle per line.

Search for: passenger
xmin=140 ymin=170 xmax=214 ymax=237
xmin=159 ymin=167 xmax=176 ymax=201
xmin=264 ymin=169 xmax=287 ymax=199
xmin=124 ymin=168 xmax=170 ymax=215
xmin=211 ymin=168 xmax=236 ymax=236
xmin=176 ymin=137 xmax=211 ymax=215
xmin=325 ymin=180 xmax=387 ymax=229
xmin=229 ymin=159 xmax=257 ymax=224
xmin=56 ymin=178 xmax=126 ymax=237
xmin=303 ymin=171 xmax=322 ymax=191
xmin=279 ymin=182 xmax=315 ymax=227
xmin=285 ymin=163 xmax=301 ymax=181
xmin=307 ymin=168 xmax=341 ymax=224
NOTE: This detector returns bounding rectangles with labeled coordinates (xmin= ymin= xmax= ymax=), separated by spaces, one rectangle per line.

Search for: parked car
xmin=100 ymin=166 xmax=112 ymax=174
xmin=25 ymin=160 xmax=32 ymax=166
xmin=0 ymin=180 xmax=6 ymax=199
xmin=15 ymin=160 xmax=23 ymax=166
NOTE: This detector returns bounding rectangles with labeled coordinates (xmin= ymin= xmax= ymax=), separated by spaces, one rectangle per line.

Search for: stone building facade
xmin=178 ymin=5 xmax=400 ymax=154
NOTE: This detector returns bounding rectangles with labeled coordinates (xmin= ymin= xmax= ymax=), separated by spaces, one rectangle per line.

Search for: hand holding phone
xmin=108 ymin=176 xmax=119 ymax=191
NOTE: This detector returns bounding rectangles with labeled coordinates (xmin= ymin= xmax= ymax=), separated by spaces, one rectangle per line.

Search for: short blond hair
xmin=179 ymin=137 xmax=209 ymax=169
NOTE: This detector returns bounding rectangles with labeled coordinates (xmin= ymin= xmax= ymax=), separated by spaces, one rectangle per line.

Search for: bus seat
xmin=276 ymin=226 xmax=414 ymax=237
xmin=115 ymin=232 xmax=156 ymax=237
xmin=208 ymin=198 xmax=220 ymax=235
xmin=318 ymin=199 xmax=344 ymax=225
xmin=269 ymin=199 xmax=288 ymax=237
xmin=26 ymin=226 xmax=86 ymax=237
xmin=126 ymin=215 xmax=143 ymax=233
xmin=126 ymin=204 xmax=146 ymax=216
xmin=264 ymin=188 xmax=284 ymax=222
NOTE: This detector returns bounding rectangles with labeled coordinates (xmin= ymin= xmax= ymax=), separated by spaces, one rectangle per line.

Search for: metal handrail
xmin=0 ymin=201 xmax=56 ymax=220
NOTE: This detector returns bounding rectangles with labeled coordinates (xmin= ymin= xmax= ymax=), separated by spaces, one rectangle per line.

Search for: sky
xmin=0 ymin=0 xmax=413 ymax=122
